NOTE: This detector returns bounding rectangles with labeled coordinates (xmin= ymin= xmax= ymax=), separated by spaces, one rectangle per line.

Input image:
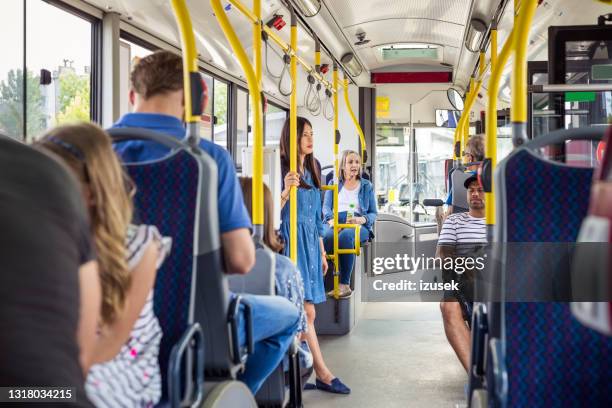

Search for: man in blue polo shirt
xmin=113 ymin=50 xmax=299 ymax=394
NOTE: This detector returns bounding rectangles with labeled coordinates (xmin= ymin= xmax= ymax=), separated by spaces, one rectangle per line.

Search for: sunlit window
xmin=0 ymin=1 xmax=93 ymax=141
xmin=265 ymin=103 xmax=286 ymax=146
xmin=119 ymin=37 xmax=154 ymax=115
xmin=236 ymin=88 xmax=248 ymax=166
xmin=27 ymin=1 xmax=93 ymax=140
xmin=200 ymin=73 xmax=213 ymax=140
xmin=0 ymin=0 xmax=24 ymax=140
xmin=213 ymin=78 xmax=228 ymax=148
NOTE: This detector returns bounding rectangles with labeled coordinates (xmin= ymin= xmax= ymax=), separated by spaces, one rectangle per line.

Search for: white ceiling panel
xmin=325 ymin=0 xmax=472 ymax=28
xmin=322 ymin=0 xmax=473 ymax=74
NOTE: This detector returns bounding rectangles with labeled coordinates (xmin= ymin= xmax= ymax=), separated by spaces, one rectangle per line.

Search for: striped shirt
xmin=86 ymin=225 xmax=170 ymax=408
xmin=438 ymin=212 xmax=487 ymax=256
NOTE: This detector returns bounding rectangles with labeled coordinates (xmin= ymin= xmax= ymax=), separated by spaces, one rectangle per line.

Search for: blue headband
xmin=47 ymin=136 xmax=85 ymax=161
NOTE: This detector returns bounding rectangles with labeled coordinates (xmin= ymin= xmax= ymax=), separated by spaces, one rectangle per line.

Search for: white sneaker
xmin=298 ymin=341 xmax=313 ymax=369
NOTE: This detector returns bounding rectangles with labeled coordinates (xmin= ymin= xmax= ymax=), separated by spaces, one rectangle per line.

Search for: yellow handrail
xmin=289 ymin=9 xmax=298 ymax=262
xmin=227 ymin=0 xmax=334 ymax=92
xmin=485 ymin=27 xmax=505 ymax=226
xmin=453 ymin=52 xmax=491 ymax=161
xmin=343 ymin=75 xmax=367 ymax=166
xmin=210 ymin=0 xmax=264 ymax=229
xmin=170 ymin=0 xmax=199 ymax=126
xmin=332 ymin=65 xmax=340 ymax=298
xmin=511 ymin=0 xmax=538 ymax=146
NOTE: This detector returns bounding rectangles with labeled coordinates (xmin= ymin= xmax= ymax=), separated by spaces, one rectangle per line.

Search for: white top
xmin=86 ymin=224 xmax=171 ymax=408
xmin=338 ymin=181 xmax=361 ymax=214
xmin=438 ymin=212 xmax=487 ymax=256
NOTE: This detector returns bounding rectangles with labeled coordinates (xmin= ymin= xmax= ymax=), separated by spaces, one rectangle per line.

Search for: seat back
xmin=228 ymin=245 xmax=275 ymax=295
xmin=493 ymin=126 xmax=612 ymax=407
xmin=450 ymin=168 xmax=470 ymax=213
xmin=110 ymin=128 xmax=239 ymax=397
xmin=571 ymin=126 xmax=612 ymax=335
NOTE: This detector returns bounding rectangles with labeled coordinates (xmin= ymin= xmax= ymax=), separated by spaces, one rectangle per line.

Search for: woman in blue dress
xmin=279 ymin=116 xmax=350 ymax=395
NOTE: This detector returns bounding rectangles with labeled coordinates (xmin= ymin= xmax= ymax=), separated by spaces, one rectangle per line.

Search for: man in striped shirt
xmin=437 ymin=175 xmax=486 ymax=372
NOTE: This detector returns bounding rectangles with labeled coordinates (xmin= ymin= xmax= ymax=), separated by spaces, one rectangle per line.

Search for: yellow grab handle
xmin=170 ymin=0 xmax=200 ymax=125
xmin=511 ymin=0 xmax=538 ymax=146
xmin=343 ymin=76 xmax=367 ymax=166
xmin=210 ymin=0 xmax=264 ymax=226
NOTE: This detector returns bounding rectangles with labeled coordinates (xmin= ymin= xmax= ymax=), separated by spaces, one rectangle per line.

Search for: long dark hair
xmin=280 ymin=116 xmax=321 ymax=189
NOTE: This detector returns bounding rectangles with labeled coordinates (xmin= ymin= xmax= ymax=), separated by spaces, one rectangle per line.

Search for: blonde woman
xmin=39 ymin=123 xmax=170 ymax=407
xmin=322 ymin=150 xmax=377 ymax=297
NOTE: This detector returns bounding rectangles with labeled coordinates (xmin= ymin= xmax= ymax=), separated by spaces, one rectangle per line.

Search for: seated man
xmin=0 ymin=135 xmax=100 ymax=407
xmin=444 ymin=134 xmax=485 ymax=217
xmin=437 ymin=175 xmax=486 ymax=371
xmin=113 ymin=50 xmax=298 ymax=394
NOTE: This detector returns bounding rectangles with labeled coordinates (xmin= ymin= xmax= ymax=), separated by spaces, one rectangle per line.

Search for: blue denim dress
xmin=280 ymin=169 xmax=326 ymax=304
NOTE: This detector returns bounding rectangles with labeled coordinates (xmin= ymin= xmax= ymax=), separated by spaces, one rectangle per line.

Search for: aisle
xmin=302 ymin=302 xmax=467 ymax=408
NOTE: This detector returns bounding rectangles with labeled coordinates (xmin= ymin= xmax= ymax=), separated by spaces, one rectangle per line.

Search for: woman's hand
xmin=321 ymin=252 xmax=328 ymax=275
xmin=346 ymin=216 xmax=366 ymax=225
xmin=327 ymin=219 xmax=334 ymax=226
xmin=283 ymin=171 xmax=300 ymax=196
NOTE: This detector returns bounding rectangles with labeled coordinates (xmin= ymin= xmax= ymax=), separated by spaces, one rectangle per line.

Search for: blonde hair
xmin=339 ymin=150 xmax=361 ymax=183
xmin=38 ymin=123 xmax=133 ymax=325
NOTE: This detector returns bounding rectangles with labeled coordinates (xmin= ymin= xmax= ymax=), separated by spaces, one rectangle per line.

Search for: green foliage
xmin=57 ymin=70 xmax=90 ymax=125
xmin=0 ymin=69 xmax=46 ymax=140
xmin=214 ymin=81 xmax=227 ymax=125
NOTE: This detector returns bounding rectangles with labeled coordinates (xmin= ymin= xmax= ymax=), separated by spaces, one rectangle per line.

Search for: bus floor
xmin=302 ymin=302 xmax=466 ymax=408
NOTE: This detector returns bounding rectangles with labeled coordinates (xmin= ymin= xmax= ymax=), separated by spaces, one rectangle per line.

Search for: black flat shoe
xmin=315 ymin=378 xmax=351 ymax=394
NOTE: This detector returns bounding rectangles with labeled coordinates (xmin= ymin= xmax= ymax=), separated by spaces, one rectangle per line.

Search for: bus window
xmin=413 ymin=128 xmax=454 ymax=223
xmin=119 ymin=38 xmax=154 ymax=116
xmin=375 ymin=124 xmax=410 ymax=211
xmin=265 ymin=103 xmax=286 ymax=146
xmin=236 ymin=88 xmax=248 ymax=167
xmin=200 ymin=73 xmax=213 ymax=140
xmin=0 ymin=0 xmax=23 ymax=140
xmin=213 ymin=78 xmax=228 ymax=148
xmin=26 ymin=1 xmax=93 ymax=140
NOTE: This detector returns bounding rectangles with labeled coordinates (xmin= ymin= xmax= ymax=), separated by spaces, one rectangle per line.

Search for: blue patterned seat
xmin=494 ymin=147 xmax=612 ymax=407
xmin=125 ymin=150 xmax=198 ymax=401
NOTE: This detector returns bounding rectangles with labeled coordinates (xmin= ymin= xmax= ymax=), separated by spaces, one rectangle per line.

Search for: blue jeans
xmin=237 ymin=294 xmax=299 ymax=394
xmin=323 ymin=224 xmax=370 ymax=285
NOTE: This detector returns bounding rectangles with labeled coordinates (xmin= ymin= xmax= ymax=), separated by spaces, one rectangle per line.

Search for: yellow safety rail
xmin=210 ymin=0 xmax=264 ymax=230
xmin=454 ymin=51 xmax=490 ymax=161
xmin=321 ymin=65 xmax=362 ymax=300
xmin=170 ymin=0 xmax=200 ymax=130
xmin=485 ymin=27 xmax=515 ymax=226
xmin=289 ymin=9 xmax=298 ymax=262
xmin=343 ymin=75 xmax=367 ymax=166
xmin=227 ymin=0 xmax=334 ymax=92
xmin=511 ymin=0 xmax=538 ymax=146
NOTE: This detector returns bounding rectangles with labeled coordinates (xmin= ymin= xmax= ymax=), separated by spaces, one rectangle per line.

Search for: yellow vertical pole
xmin=289 ymin=8 xmax=298 ymax=262
xmin=485 ymin=26 xmax=500 ymax=227
xmin=170 ymin=0 xmax=199 ymax=126
xmin=511 ymin=0 xmax=538 ymax=147
xmin=252 ymin=0 xmax=263 ymax=232
xmin=479 ymin=51 xmax=486 ymax=78
xmin=462 ymin=77 xmax=475 ymax=157
xmin=211 ymin=0 xmax=263 ymax=231
xmin=332 ymin=64 xmax=340 ymax=298
xmin=343 ymin=74 xmax=367 ymax=167
xmin=314 ymin=36 xmax=321 ymax=72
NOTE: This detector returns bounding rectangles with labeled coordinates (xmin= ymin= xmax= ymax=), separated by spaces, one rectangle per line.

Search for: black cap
xmin=464 ymin=174 xmax=480 ymax=189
